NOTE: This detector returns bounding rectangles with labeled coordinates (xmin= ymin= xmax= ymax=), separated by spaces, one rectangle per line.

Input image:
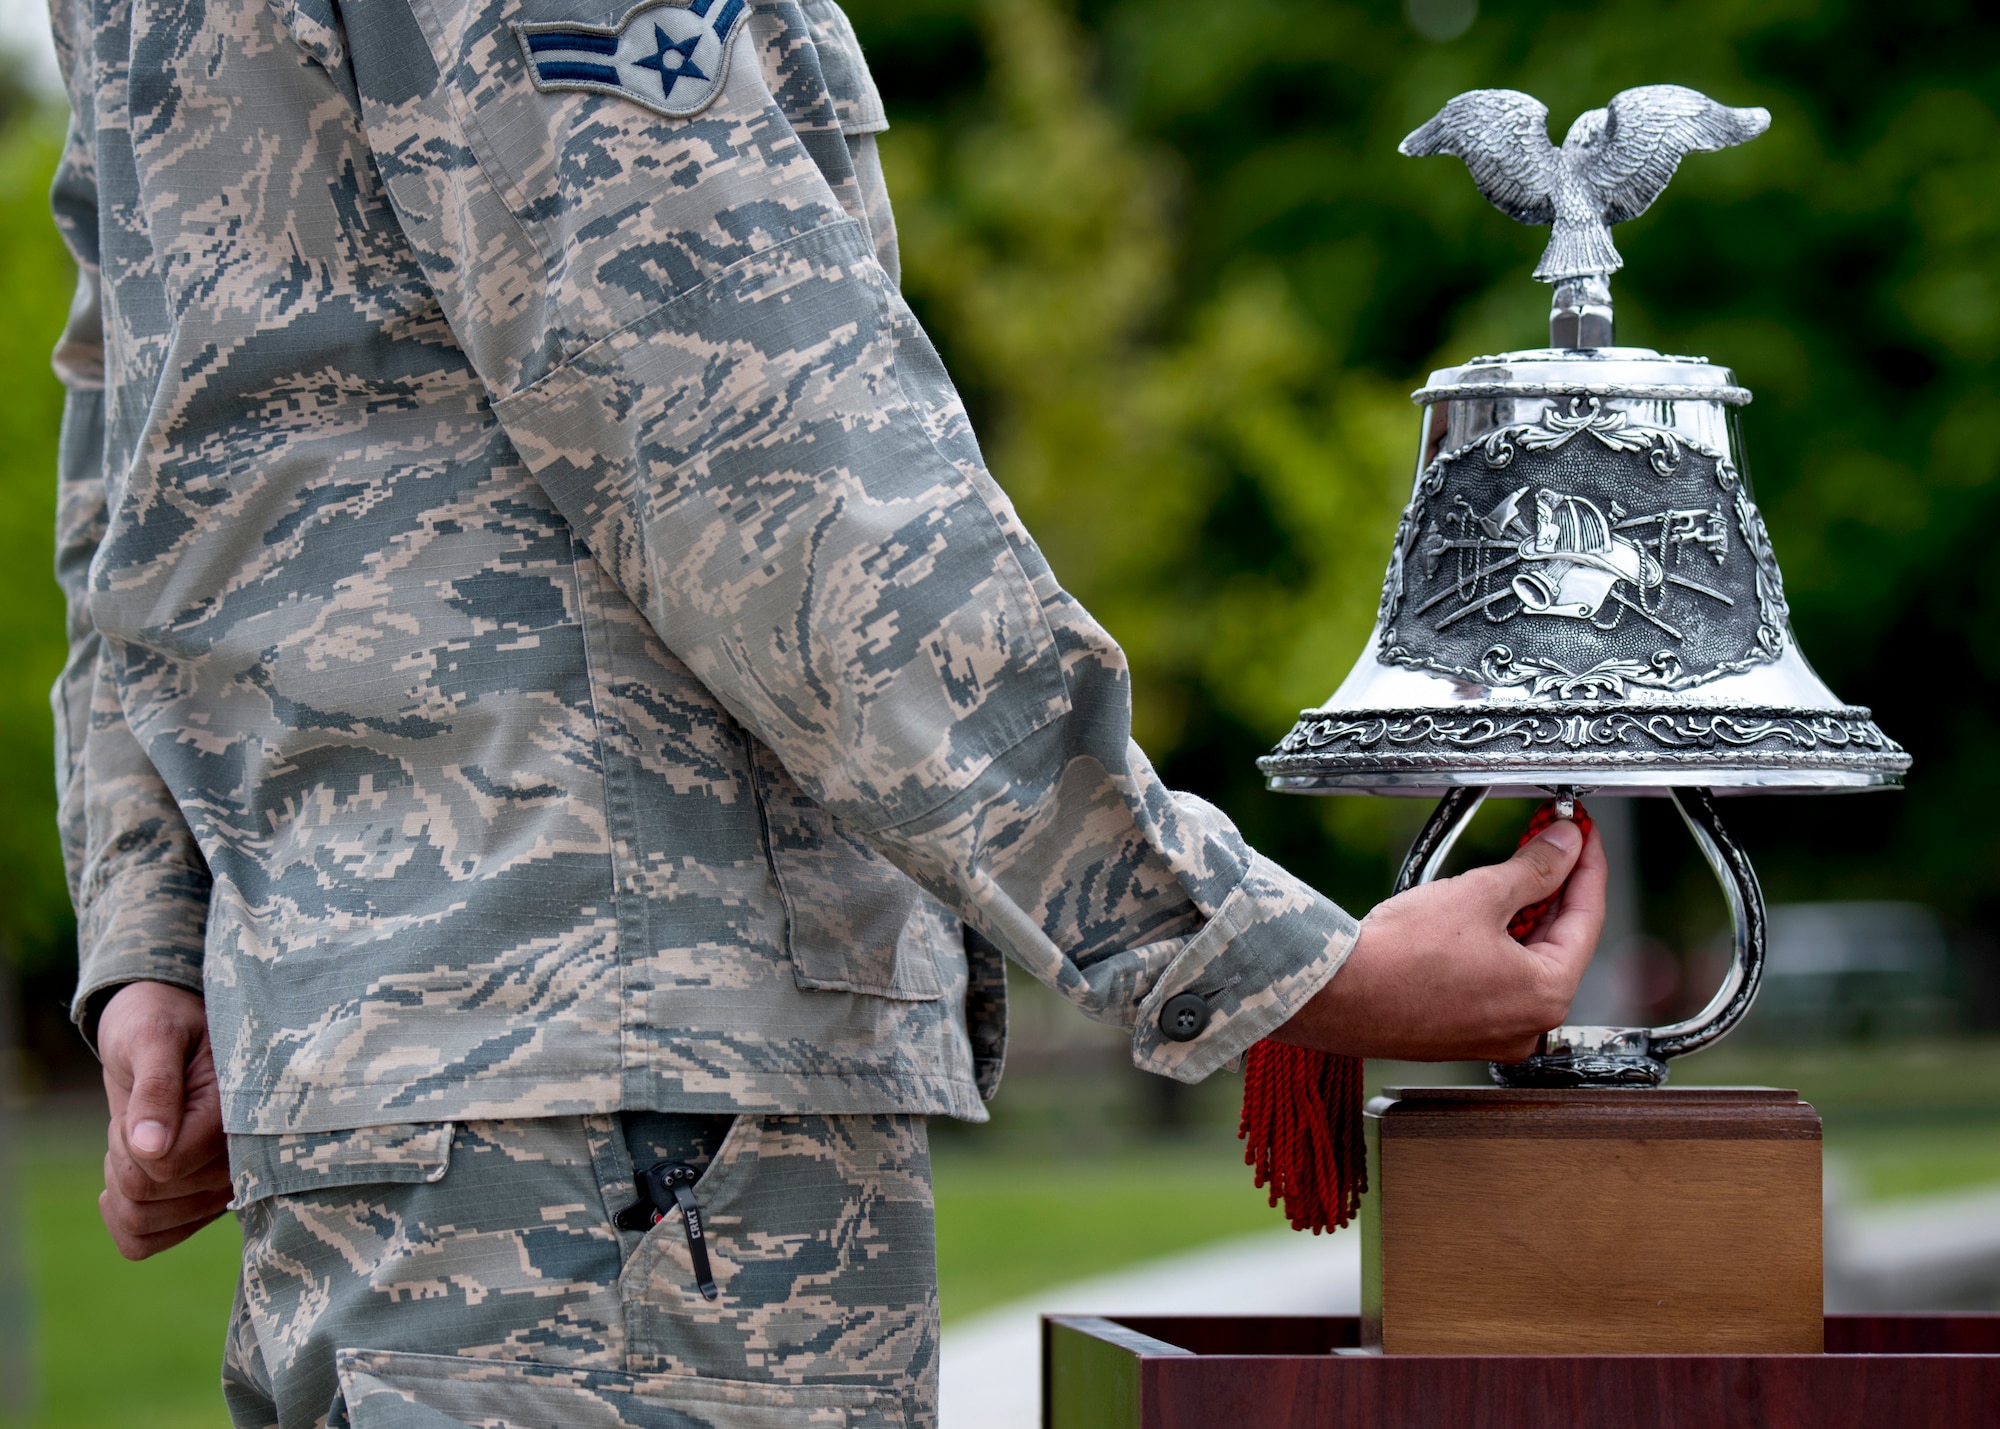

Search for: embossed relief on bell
xmin=1378 ymin=398 xmax=1788 ymax=699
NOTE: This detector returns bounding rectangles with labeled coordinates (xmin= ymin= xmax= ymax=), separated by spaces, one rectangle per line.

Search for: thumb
xmin=1485 ymin=817 xmax=1584 ymax=917
xmin=123 ymin=1022 xmax=193 ymax=1161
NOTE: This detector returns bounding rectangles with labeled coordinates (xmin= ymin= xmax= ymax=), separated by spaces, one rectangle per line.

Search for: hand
xmin=96 ymin=981 xmax=231 ymax=1260
xmin=1274 ymin=816 xmax=1608 ymax=1063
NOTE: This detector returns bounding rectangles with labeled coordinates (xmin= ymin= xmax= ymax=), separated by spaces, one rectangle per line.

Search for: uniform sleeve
xmin=336 ymin=0 xmax=1356 ymax=1081
xmin=48 ymin=18 xmax=212 ymax=1041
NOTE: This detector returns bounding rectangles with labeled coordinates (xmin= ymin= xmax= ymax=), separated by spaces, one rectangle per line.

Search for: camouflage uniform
xmin=49 ymin=0 xmax=1359 ymax=1421
xmin=224 ymin=1113 xmax=937 ymax=1427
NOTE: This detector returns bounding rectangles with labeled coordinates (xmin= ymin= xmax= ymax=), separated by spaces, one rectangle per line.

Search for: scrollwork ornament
xmin=1261 ymin=704 xmax=1910 ymax=778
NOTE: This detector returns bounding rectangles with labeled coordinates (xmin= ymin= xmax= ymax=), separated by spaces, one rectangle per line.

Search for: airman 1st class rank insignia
xmin=514 ymin=0 xmax=748 ymax=118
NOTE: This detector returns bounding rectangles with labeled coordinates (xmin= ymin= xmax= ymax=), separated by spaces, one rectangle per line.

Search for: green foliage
xmin=0 ymin=112 xmax=76 ymax=976
xmin=878 ymin=0 xmax=1423 ymax=904
xmin=0 ymin=0 xmax=1994 ymax=983
xmin=851 ymin=0 xmax=2000 ymax=932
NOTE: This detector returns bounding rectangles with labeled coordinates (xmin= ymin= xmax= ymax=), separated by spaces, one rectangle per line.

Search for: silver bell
xmin=1259 ymin=86 xmax=1909 ymax=1087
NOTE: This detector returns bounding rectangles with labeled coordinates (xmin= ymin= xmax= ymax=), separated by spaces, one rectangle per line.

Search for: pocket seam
xmin=335 ymin=1345 xmax=903 ymax=1425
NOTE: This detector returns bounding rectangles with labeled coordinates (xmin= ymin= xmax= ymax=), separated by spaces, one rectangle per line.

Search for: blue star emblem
xmin=635 ymin=23 xmax=707 ymax=99
xmin=516 ymin=0 xmax=750 ymax=119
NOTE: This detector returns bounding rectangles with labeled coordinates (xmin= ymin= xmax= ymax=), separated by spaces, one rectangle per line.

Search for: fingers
xmin=1530 ymin=820 xmax=1610 ymax=972
xmin=1469 ymin=816 xmax=1583 ymax=917
xmin=99 ymin=1184 xmax=231 ymax=1261
xmin=90 ymin=983 xmax=229 ymax=1259
xmin=1272 ymin=813 xmax=1608 ymax=1064
xmin=99 ymin=1095 xmax=232 ymax=1261
xmin=105 ymin=1119 xmax=232 ymax=1205
xmin=98 ymin=982 xmax=216 ymax=1181
xmin=118 ymin=1017 xmax=193 ymax=1163
xmin=172 ymin=1041 xmax=226 ymax=1176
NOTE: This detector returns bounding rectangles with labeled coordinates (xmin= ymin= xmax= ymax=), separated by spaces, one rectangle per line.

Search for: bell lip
xmin=1264 ymin=771 xmax=1904 ymax=798
xmin=1414 ymin=347 xmax=1751 ymax=407
xmin=1258 ymin=701 xmax=1909 ymax=798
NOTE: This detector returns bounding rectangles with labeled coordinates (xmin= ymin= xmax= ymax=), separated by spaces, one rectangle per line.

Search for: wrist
xmin=93 ymin=980 xmax=206 ymax=1055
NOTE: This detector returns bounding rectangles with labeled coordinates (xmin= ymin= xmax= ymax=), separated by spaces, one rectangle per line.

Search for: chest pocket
xmin=747 ymin=741 xmax=948 ymax=1002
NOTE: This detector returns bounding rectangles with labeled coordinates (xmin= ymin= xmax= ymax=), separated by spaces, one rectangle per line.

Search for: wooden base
xmin=1043 ymin=1315 xmax=2000 ymax=1429
xmin=1363 ymin=1086 xmax=1823 ymax=1355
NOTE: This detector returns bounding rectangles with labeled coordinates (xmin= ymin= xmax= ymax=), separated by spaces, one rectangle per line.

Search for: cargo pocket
xmin=335 ymin=1348 xmax=904 ymax=1428
xmin=747 ymin=739 xmax=948 ymax=1001
xmin=617 ymin=1114 xmax=937 ymax=1397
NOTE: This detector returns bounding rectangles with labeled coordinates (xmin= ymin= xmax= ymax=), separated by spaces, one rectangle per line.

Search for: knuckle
xmin=1447 ymin=870 xmax=1503 ymax=919
xmin=1458 ymin=865 xmax=1503 ymax=898
xmin=134 ymin=1009 xmax=186 ymax=1046
xmin=131 ymin=1070 xmax=182 ymax=1105
xmin=112 ymin=1160 xmax=153 ymax=1199
xmin=1533 ymin=978 xmax=1572 ymax=1028
xmin=1518 ymin=843 xmax=1561 ymax=881
xmin=101 ymin=1194 xmax=141 ymax=1237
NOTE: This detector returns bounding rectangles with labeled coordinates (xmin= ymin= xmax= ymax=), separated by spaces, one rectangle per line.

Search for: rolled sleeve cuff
xmin=71 ymin=861 xmax=210 ymax=1045
xmin=1130 ymin=852 xmax=1359 ymax=1084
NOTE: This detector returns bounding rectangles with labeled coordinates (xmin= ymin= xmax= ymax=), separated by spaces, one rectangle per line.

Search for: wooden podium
xmin=1363 ymin=1086 xmax=1824 ymax=1355
xmin=1040 ymin=1084 xmax=2000 ymax=1425
xmin=1042 ymin=1314 xmax=2000 ymax=1427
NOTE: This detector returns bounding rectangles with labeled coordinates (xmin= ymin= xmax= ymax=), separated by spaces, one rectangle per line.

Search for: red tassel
xmin=1239 ymin=798 xmax=1594 ymax=1234
xmin=1239 ymin=1039 xmax=1367 ymax=1233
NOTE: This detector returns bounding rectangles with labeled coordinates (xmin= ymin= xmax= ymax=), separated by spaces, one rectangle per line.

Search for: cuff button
xmin=1158 ymin=992 xmax=1210 ymax=1042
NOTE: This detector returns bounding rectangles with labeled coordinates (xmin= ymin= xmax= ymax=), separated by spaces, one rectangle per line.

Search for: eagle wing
xmin=1587 ymin=85 xmax=1770 ymax=224
xmin=1400 ymin=90 xmax=1561 ymax=226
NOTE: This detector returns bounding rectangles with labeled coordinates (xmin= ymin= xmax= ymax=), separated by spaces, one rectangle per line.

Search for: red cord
xmin=1505 ymin=800 xmax=1596 ymax=940
xmin=1239 ymin=798 xmax=1594 ymax=1233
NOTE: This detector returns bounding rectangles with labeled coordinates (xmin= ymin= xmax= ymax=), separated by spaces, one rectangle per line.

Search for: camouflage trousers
xmin=222 ymin=1113 xmax=938 ymax=1429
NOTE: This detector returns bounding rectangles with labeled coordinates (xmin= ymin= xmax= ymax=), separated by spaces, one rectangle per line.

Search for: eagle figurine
xmin=1401 ymin=85 xmax=1770 ymax=283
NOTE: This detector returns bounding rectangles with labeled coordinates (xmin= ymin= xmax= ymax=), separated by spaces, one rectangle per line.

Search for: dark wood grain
xmin=1377 ymin=1085 xmax=1823 ymax=1140
xmin=1824 ymin=1313 xmax=2000 ymax=1354
xmin=1141 ymin=1351 xmax=2000 ymax=1429
xmin=1043 ymin=1316 xmax=2000 ymax=1429
xmin=1114 ymin=1316 xmax=1363 ymax=1355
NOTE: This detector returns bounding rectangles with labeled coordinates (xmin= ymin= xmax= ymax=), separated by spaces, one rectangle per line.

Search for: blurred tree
xmin=0 ymin=90 xmax=76 ymax=1064
xmin=850 ymin=0 xmax=2000 ymax=961
xmin=876 ymin=0 xmax=1421 ymax=908
xmin=0 ymin=0 xmax=1993 ymax=1067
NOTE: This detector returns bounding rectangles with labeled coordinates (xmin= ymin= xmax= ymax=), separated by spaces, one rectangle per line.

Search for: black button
xmin=1159 ymin=992 xmax=1210 ymax=1042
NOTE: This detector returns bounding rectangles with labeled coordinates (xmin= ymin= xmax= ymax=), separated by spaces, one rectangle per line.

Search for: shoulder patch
xmin=513 ymin=0 xmax=750 ymax=119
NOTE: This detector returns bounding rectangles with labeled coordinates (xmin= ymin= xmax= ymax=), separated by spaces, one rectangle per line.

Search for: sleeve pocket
xmin=748 ymin=739 xmax=948 ymax=1002
xmin=336 ymin=1347 xmax=905 ymax=1428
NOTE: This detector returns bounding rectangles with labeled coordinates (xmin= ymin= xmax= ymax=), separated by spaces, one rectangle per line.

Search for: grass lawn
xmin=932 ymin=1137 xmax=1288 ymax=1324
xmin=6 ymin=1114 xmax=242 ymax=1429
xmin=1673 ymin=1038 xmax=2000 ymax=1200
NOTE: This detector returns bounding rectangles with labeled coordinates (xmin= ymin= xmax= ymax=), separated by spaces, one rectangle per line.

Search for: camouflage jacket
xmin=50 ymin=0 xmax=1358 ymax=1134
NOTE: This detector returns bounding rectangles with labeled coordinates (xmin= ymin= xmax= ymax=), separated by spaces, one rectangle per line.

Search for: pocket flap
xmin=337 ymin=1348 xmax=903 ymax=1429
xmin=230 ymin=1123 xmax=454 ymax=1209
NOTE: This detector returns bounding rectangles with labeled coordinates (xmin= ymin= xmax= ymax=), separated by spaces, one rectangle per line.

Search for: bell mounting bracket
xmin=1393 ymin=785 xmax=1764 ymax=1088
